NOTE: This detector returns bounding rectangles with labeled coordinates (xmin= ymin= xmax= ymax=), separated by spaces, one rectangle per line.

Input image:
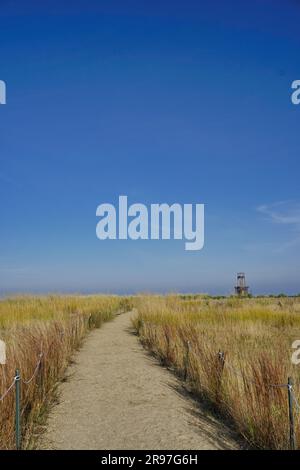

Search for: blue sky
xmin=0 ymin=0 xmax=300 ymax=295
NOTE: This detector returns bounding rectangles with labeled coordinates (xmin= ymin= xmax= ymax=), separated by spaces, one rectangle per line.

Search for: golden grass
xmin=0 ymin=295 xmax=131 ymax=449
xmin=132 ymin=295 xmax=300 ymax=449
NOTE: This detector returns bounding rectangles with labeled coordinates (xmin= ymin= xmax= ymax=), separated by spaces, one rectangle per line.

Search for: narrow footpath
xmin=39 ymin=311 xmax=239 ymax=450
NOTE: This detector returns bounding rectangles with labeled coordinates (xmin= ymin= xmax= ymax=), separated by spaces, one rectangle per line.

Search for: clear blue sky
xmin=0 ymin=0 xmax=300 ymax=295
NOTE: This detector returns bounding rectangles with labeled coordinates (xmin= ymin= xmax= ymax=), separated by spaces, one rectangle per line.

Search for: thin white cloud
xmin=257 ymin=201 xmax=300 ymax=227
xmin=250 ymin=201 xmax=300 ymax=254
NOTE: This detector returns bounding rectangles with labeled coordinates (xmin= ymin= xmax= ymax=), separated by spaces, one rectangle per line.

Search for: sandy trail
xmin=39 ymin=311 xmax=240 ymax=450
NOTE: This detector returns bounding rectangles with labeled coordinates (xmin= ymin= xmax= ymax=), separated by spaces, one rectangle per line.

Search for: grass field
xmin=1 ymin=294 xmax=300 ymax=450
xmin=132 ymin=295 xmax=300 ymax=450
xmin=0 ymin=295 xmax=130 ymax=449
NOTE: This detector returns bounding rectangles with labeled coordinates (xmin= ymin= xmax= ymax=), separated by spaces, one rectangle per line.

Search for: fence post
xmin=218 ymin=351 xmax=225 ymax=371
xmin=38 ymin=346 xmax=44 ymax=400
xmin=288 ymin=377 xmax=296 ymax=450
xmin=15 ymin=369 xmax=21 ymax=450
xmin=216 ymin=351 xmax=226 ymax=403
xmin=184 ymin=341 xmax=190 ymax=381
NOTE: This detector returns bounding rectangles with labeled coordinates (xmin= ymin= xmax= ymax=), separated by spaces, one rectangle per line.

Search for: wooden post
xmin=15 ymin=369 xmax=21 ymax=450
xmin=288 ymin=377 xmax=296 ymax=450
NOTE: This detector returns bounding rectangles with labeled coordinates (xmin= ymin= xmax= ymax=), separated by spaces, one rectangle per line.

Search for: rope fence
xmin=0 ymin=349 xmax=46 ymax=449
xmin=183 ymin=347 xmax=300 ymax=450
xmin=0 ymin=377 xmax=16 ymax=402
xmin=21 ymin=353 xmax=43 ymax=385
xmin=1 ymin=345 xmax=300 ymax=450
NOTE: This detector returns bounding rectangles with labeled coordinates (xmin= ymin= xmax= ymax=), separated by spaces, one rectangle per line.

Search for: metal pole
xmin=288 ymin=377 xmax=296 ymax=450
xmin=184 ymin=341 xmax=190 ymax=381
xmin=218 ymin=351 xmax=225 ymax=371
xmin=216 ymin=351 xmax=226 ymax=403
xmin=38 ymin=356 xmax=44 ymax=400
xmin=15 ymin=369 xmax=21 ymax=450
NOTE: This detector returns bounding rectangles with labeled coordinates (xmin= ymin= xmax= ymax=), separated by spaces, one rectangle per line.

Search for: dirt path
xmin=39 ymin=311 xmax=240 ymax=450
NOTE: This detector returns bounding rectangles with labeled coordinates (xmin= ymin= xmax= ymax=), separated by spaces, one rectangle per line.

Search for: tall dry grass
xmin=133 ymin=295 xmax=300 ymax=449
xmin=0 ymin=295 xmax=131 ymax=449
